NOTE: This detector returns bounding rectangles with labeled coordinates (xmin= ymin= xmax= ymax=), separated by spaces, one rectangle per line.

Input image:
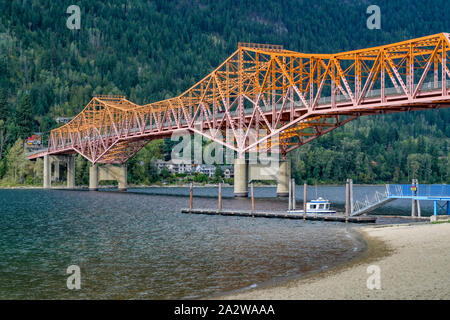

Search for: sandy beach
xmin=222 ymin=222 xmax=450 ymax=299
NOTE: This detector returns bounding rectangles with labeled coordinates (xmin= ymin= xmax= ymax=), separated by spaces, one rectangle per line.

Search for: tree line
xmin=0 ymin=0 xmax=448 ymax=186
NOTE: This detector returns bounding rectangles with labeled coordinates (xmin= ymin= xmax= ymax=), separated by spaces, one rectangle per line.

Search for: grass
xmin=431 ymin=220 xmax=450 ymax=224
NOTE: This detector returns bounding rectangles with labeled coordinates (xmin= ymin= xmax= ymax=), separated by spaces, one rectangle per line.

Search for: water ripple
xmin=0 ymin=188 xmax=365 ymax=299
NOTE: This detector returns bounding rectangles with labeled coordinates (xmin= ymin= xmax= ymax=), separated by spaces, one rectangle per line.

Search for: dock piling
xmin=345 ymin=179 xmax=350 ymax=217
xmin=349 ymin=179 xmax=353 ymax=215
xmin=218 ymin=182 xmax=222 ymax=211
xmin=411 ymin=179 xmax=422 ymax=217
xmin=291 ymin=178 xmax=296 ymax=210
xmin=411 ymin=179 xmax=416 ymax=217
xmin=251 ymin=182 xmax=255 ymax=212
xmin=288 ymin=179 xmax=292 ymax=210
xmin=189 ymin=182 xmax=193 ymax=211
xmin=303 ymin=183 xmax=307 ymax=219
xmin=417 ymin=194 xmax=421 ymax=217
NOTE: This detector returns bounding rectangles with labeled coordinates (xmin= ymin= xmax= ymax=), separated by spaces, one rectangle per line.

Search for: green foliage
xmin=193 ymin=173 xmax=208 ymax=184
xmin=0 ymin=89 xmax=8 ymax=122
xmin=75 ymin=154 xmax=89 ymax=185
xmin=128 ymin=140 xmax=164 ymax=184
xmin=214 ymin=166 xmax=223 ymax=179
xmin=1 ymin=138 xmax=35 ymax=185
xmin=0 ymin=119 xmax=8 ymax=161
xmin=14 ymin=94 xmax=34 ymax=139
xmin=33 ymin=158 xmax=43 ymax=185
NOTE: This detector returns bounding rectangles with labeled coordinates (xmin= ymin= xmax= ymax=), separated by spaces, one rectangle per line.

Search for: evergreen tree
xmin=3 ymin=138 xmax=32 ymax=184
xmin=0 ymin=119 xmax=8 ymax=161
xmin=15 ymin=94 xmax=34 ymax=139
xmin=0 ymin=89 xmax=8 ymax=122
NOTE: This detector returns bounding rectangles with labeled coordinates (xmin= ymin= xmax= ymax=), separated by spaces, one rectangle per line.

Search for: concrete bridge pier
xmin=52 ymin=160 xmax=60 ymax=182
xmin=89 ymin=163 xmax=127 ymax=191
xmin=234 ymin=157 xmax=248 ymax=197
xmin=117 ymin=165 xmax=127 ymax=191
xmin=43 ymin=155 xmax=76 ymax=189
xmin=233 ymin=157 xmax=291 ymax=198
xmin=276 ymin=160 xmax=291 ymax=198
xmin=43 ymin=154 xmax=50 ymax=189
xmin=66 ymin=155 xmax=75 ymax=189
xmin=89 ymin=164 xmax=99 ymax=191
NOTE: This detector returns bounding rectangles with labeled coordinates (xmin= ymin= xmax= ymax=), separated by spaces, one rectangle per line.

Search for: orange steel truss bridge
xmin=30 ymin=33 xmax=450 ymax=164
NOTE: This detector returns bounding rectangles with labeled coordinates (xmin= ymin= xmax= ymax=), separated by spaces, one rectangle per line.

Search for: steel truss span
xmin=32 ymin=33 xmax=450 ymax=164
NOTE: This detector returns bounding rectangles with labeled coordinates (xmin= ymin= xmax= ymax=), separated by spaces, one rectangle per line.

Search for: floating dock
xmin=181 ymin=209 xmax=376 ymax=223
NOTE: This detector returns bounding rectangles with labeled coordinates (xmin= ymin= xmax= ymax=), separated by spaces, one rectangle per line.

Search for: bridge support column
xmin=346 ymin=179 xmax=354 ymax=215
xmin=89 ymin=164 xmax=98 ymax=191
xmin=117 ymin=164 xmax=127 ymax=192
xmin=94 ymin=164 xmax=127 ymax=191
xmin=53 ymin=160 xmax=60 ymax=182
xmin=276 ymin=159 xmax=291 ymax=197
xmin=67 ymin=155 xmax=75 ymax=189
xmin=234 ymin=157 xmax=248 ymax=197
xmin=43 ymin=154 xmax=50 ymax=189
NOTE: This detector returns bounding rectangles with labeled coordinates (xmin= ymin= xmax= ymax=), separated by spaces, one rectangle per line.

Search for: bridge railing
xmin=50 ymin=78 xmax=450 ymax=152
xmin=316 ymin=80 xmax=448 ymax=107
xmin=244 ymin=80 xmax=449 ymax=113
xmin=387 ymin=184 xmax=450 ymax=198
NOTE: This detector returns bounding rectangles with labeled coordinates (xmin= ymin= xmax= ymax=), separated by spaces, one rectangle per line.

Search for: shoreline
xmin=207 ymin=226 xmax=372 ymax=300
xmin=219 ymin=222 xmax=450 ymax=299
xmin=0 ymin=183 xmax=401 ymax=189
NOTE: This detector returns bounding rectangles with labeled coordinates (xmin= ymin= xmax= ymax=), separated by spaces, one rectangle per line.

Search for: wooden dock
xmin=181 ymin=209 xmax=377 ymax=223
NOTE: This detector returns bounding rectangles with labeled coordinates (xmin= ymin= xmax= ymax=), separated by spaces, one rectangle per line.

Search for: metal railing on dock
xmin=352 ymin=183 xmax=450 ymax=217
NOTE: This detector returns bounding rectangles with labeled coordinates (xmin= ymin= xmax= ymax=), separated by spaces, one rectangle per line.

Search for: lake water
xmin=0 ymin=185 xmax=426 ymax=299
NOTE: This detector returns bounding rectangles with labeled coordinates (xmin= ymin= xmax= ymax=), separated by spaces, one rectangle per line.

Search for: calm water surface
xmin=0 ymin=186 xmax=413 ymax=299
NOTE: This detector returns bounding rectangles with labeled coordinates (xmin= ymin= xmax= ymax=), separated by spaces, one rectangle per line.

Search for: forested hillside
xmin=0 ymin=0 xmax=448 ymax=185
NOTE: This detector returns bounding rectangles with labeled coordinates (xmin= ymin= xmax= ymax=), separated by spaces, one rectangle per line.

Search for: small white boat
xmin=289 ymin=197 xmax=336 ymax=214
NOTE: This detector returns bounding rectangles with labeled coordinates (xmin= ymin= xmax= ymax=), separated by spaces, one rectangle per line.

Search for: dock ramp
xmin=352 ymin=197 xmax=394 ymax=216
xmin=351 ymin=188 xmax=393 ymax=216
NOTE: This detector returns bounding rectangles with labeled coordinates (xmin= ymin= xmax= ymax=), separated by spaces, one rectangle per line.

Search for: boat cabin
xmin=289 ymin=197 xmax=336 ymax=214
xmin=307 ymin=198 xmax=331 ymax=211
